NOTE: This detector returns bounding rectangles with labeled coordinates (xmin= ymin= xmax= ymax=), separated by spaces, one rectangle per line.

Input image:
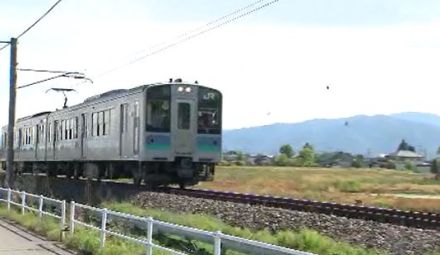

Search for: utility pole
xmin=6 ymin=37 xmax=17 ymax=188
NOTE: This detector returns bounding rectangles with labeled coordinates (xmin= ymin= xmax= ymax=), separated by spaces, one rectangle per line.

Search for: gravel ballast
xmin=133 ymin=191 xmax=440 ymax=255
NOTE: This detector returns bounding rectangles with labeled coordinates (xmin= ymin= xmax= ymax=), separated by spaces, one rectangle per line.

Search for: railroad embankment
xmin=132 ymin=191 xmax=440 ymax=255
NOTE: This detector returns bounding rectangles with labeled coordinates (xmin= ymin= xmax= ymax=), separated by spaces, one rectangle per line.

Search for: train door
xmin=35 ymin=124 xmax=45 ymax=161
xmin=173 ymin=100 xmax=195 ymax=155
xmin=133 ymin=101 xmax=140 ymax=155
xmin=52 ymin=121 xmax=58 ymax=159
xmin=35 ymin=125 xmax=39 ymax=160
xmin=80 ymin=114 xmax=86 ymax=158
xmin=119 ymin=103 xmax=130 ymax=157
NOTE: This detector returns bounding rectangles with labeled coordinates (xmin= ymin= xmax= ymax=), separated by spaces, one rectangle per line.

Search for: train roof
xmin=16 ymin=111 xmax=52 ymax=122
xmin=8 ymin=80 xmax=218 ymax=127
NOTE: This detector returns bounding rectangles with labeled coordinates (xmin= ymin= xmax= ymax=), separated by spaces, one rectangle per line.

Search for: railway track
xmin=3 ymin=173 xmax=440 ymax=230
xmin=157 ymin=187 xmax=440 ymax=230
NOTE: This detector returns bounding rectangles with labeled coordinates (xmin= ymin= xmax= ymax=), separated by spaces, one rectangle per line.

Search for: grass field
xmin=196 ymin=166 xmax=440 ymax=212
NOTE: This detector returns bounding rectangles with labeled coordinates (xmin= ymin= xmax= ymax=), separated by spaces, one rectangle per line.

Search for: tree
xmin=397 ymin=139 xmax=415 ymax=152
xmin=404 ymin=160 xmax=414 ymax=171
xmin=279 ymin=144 xmax=294 ymax=158
xmin=352 ymin=154 xmax=364 ymax=168
xmin=274 ymin=153 xmax=290 ymax=166
xmin=236 ymin=151 xmax=244 ymax=161
xmin=298 ymin=143 xmax=316 ymax=167
xmin=431 ymin=159 xmax=440 ymax=179
xmin=437 ymin=146 xmax=440 ymax=156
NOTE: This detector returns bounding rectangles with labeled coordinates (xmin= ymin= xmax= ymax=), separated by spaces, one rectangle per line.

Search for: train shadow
xmin=1 ymin=173 xmax=145 ymax=205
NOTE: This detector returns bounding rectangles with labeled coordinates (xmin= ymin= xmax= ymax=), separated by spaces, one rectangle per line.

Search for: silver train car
xmin=0 ymin=79 xmax=222 ymax=187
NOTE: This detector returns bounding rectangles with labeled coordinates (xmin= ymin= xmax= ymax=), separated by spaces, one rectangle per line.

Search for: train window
xmin=91 ymin=110 xmax=111 ymax=137
xmin=198 ymin=88 xmax=222 ymax=134
xmin=36 ymin=126 xmax=39 ymax=144
xmin=178 ymin=103 xmax=191 ymax=130
xmin=64 ymin=121 xmax=67 ymax=140
xmin=48 ymin=123 xmax=51 ymax=143
xmin=40 ymin=125 xmax=44 ymax=143
xmin=2 ymin=132 xmax=7 ymax=148
xmin=121 ymin=104 xmax=128 ymax=133
xmin=54 ymin=121 xmax=59 ymax=142
xmin=92 ymin=113 xmax=97 ymax=136
xmin=103 ymin=110 xmax=110 ymax=135
xmin=74 ymin=117 xmax=78 ymax=139
xmin=98 ymin=111 xmax=104 ymax=136
xmin=146 ymin=86 xmax=170 ymax=132
xmin=68 ymin=119 xmax=72 ymax=140
xmin=134 ymin=102 xmax=139 ymax=154
xmin=60 ymin=120 xmax=64 ymax=140
xmin=33 ymin=126 xmax=36 ymax=144
xmin=17 ymin=129 xmax=22 ymax=147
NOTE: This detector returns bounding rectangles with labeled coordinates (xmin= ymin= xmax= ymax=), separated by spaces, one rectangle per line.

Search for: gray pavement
xmin=0 ymin=218 xmax=75 ymax=254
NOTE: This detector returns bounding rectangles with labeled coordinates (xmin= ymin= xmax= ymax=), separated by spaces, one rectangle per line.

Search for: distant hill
xmin=390 ymin=112 xmax=440 ymax=127
xmin=223 ymin=112 xmax=440 ymax=158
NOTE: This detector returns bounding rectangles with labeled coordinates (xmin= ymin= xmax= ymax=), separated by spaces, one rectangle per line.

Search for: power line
xmin=128 ymin=0 xmax=268 ymax=59
xmin=94 ymin=0 xmax=280 ymax=80
xmin=0 ymin=42 xmax=10 ymax=52
xmin=0 ymin=0 xmax=63 ymax=52
xmin=17 ymin=68 xmax=73 ymax=74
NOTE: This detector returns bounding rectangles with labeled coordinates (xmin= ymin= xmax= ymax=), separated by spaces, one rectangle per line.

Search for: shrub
xmin=333 ymin=180 xmax=362 ymax=193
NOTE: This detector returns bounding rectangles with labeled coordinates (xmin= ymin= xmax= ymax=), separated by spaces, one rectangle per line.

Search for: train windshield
xmin=198 ymin=88 xmax=222 ymax=134
xmin=146 ymin=85 xmax=171 ymax=132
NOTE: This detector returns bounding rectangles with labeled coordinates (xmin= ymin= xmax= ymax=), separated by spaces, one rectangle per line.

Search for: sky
xmin=1 ymin=0 xmax=440 ymax=129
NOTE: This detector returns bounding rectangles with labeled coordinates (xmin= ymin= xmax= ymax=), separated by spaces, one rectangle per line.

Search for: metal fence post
xmin=69 ymin=201 xmax=75 ymax=235
xmin=60 ymin=200 xmax=66 ymax=240
xmin=38 ymin=195 xmax=44 ymax=218
xmin=100 ymin=208 xmax=108 ymax=248
xmin=214 ymin=231 xmax=222 ymax=255
xmin=146 ymin=217 xmax=153 ymax=255
xmin=7 ymin=188 xmax=11 ymax=211
xmin=21 ymin=191 xmax=26 ymax=215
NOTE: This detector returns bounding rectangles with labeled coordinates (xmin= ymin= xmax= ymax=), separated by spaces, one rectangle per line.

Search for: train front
xmin=144 ymin=80 xmax=222 ymax=186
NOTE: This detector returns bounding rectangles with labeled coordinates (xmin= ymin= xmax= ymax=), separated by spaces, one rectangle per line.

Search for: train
xmin=0 ymin=79 xmax=222 ymax=188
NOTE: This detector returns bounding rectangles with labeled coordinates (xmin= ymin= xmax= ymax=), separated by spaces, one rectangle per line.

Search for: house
xmin=386 ymin=150 xmax=426 ymax=171
xmin=386 ymin=150 xmax=424 ymax=161
xmin=247 ymin=154 xmax=273 ymax=165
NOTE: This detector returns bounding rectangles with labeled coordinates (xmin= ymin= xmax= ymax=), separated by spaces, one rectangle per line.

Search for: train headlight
xmin=178 ymin=86 xmax=184 ymax=92
xmin=185 ymin=87 xmax=192 ymax=93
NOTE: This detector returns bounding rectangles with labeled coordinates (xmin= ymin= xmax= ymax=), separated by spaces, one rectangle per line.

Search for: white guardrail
xmin=0 ymin=187 xmax=314 ymax=255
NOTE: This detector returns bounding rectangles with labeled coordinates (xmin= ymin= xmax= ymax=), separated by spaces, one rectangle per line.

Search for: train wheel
xmin=133 ymin=176 xmax=142 ymax=186
xmin=66 ymin=167 xmax=73 ymax=179
xmin=132 ymin=163 xmax=142 ymax=186
xmin=73 ymin=164 xmax=80 ymax=180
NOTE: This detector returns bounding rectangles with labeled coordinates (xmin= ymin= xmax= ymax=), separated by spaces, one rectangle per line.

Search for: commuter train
xmin=0 ymin=79 xmax=222 ymax=187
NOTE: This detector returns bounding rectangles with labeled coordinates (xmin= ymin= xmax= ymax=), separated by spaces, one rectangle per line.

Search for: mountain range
xmin=223 ymin=112 xmax=440 ymax=158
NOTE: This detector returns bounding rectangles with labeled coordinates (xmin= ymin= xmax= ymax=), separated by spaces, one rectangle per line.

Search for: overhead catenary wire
xmin=92 ymin=0 xmax=280 ymax=81
xmin=0 ymin=0 xmax=63 ymax=52
xmin=128 ymin=0 xmax=269 ymax=58
xmin=17 ymin=68 xmax=73 ymax=74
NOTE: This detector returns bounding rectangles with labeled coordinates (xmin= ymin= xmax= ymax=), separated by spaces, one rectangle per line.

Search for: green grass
xmin=105 ymin=202 xmax=387 ymax=255
xmin=0 ymin=205 xmax=60 ymax=241
xmin=3 ymin=202 xmax=439 ymax=255
xmin=0 ymin=205 xmax=172 ymax=255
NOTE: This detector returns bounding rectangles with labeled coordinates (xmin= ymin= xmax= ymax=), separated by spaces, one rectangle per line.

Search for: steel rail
xmin=154 ymin=187 xmax=440 ymax=230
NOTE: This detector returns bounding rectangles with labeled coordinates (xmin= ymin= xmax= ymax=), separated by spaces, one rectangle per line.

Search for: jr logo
xmin=203 ymin=92 xmax=215 ymax=100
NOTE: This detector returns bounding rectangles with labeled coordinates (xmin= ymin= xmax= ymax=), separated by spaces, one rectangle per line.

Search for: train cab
xmin=142 ymin=80 xmax=222 ymax=186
